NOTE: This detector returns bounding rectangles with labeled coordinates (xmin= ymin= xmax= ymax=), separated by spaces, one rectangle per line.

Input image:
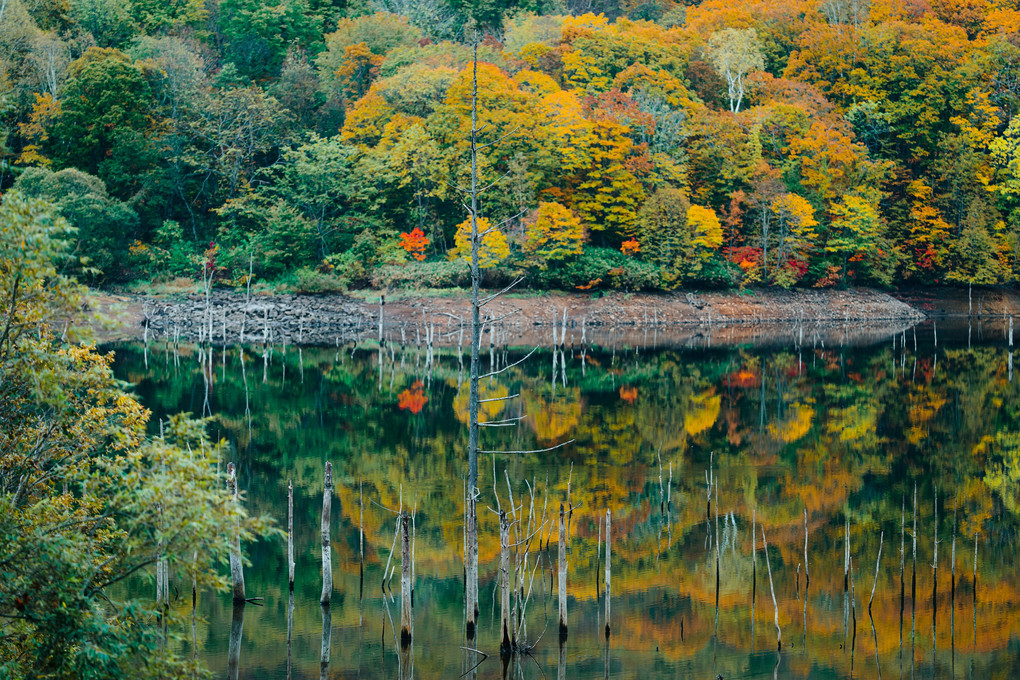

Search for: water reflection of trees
xmin=110 ymin=334 xmax=1020 ymax=678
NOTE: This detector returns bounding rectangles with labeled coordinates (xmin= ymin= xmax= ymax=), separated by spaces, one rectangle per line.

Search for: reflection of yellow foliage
xmin=827 ymin=403 xmax=877 ymax=442
xmin=452 ymin=380 xmax=508 ymax=424
xmin=527 ymin=388 xmax=582 ymax=442
xmin=684 ymin=389 xmax=720 ymax=436
xmin=907 ymin=389 xmax=946 ymax=444
xmin=986 ymin=432 xmax=1020 ymax=517
xmin=769 ymin=402 xmax=814 ymax=443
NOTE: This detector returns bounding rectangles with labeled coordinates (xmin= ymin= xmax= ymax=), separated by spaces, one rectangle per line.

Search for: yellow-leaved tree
xmin=448 ymin=216 xmax=509 ymax=268
xmin=905 ymin=180 xmax=952 ymax=280
xmin=635 ymin=188 xmax=722 ymax=286
xmin=687 ymin=204 xmax=724 ymax=254
xmin=768 ymin=193 xmax=818 ymax=287
xmin=523 ymin=201 xmax=584 ymax=262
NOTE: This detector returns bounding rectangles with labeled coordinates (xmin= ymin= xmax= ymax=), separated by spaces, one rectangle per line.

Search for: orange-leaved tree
xmin=399 ymin=227 xmax=429 ymax=261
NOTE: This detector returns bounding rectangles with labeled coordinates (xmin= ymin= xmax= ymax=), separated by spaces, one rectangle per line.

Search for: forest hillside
xmin=2 ymin=0 xmax=1020 ymax=293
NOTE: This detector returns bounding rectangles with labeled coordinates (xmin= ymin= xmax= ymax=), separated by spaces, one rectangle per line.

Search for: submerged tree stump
xmin=558 ymin=503 xmax=568 ymax=641
xmin=400 ymin=512 xmax=412 ymax=648
xmin=320 ymin=462 xmax=333 ymax=606
xmin=605 ymin=509 xmax=611 ymax=639
xmin=288 ymin=480 xmax=295 ymax=591
xmin=226 ymin=462 xmax=245 ymax=604
xmin=499 ymin=510 xmax=513 ymax=655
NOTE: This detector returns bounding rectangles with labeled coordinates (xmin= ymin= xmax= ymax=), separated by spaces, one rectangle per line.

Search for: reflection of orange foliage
xmin=619 ymin=385 xmax=638 ymax=403
xmin=727 ymin=368 xmax=760 ymax=388
xmin=398 ymin=380 xmax=427 ymax=413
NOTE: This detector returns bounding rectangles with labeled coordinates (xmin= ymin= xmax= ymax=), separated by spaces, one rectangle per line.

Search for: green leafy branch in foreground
xmin=0 ymin=190 xmax=277 ymax=679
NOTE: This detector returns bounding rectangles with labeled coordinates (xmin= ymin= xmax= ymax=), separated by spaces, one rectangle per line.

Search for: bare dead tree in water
xmin=287 ymin=480 xmax=294 ymax=591
xmin=458 ymin=31 xmax=571 ymax=649
xmin=932 ymin=483 xmax=938 ymax=651
xmin=320 ymin=462 xmax=333 ymax=606
xmin=761 ymin=525 xmax=781 ymax=651
xmin=751 ymin=506 xmax=757 ymax=647
xmin=400 ymin=511 xmax=412 ymax=647
xmin=868 ymin=530 xmax=884 ymax=617
xmin=227 ymin=462 xmax=245 ymax=604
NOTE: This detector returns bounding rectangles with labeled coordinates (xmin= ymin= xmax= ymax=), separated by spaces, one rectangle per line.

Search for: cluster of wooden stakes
xmin=206 ymin=451 xmax=981 ymax=680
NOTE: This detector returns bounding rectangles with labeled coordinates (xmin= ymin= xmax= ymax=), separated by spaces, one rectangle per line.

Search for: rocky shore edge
xmin=79 ymin=287 xmax=948 ymax=347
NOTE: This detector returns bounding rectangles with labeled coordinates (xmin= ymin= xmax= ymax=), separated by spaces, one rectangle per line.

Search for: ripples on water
xmin=108 ymin=319 xmax=1020 ymax=680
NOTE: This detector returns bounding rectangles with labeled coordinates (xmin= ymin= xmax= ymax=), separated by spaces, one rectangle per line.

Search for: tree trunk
xmin=320 ymin=462 xmax=333 ymax=606
xmin=558 ymin=503 xmax=568 ymax=640
xmin=288 ymin=480 xmax=295 ymax=591
xmin=400 ymin=512 xmax=413 ymax=648
xmin=761 ymin=526 xmax=782 ymax=651
xmin=499 ymin=511 xmax=512 ymax=654
xmin=465 ymin=37 xmax=482 ymax=643
xmin=605 ymin=509 xmax=611 ymax=638
xmin=465 ymin=492 xmax=478 ymax=638
xmin=227 ymin=462 xmax=245 ymax=603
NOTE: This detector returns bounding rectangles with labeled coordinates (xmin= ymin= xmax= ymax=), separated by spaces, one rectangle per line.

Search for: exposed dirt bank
xmin=81 ymin=287 xmax=928 ymax=348
xmin=893 ymin=286 xmax=1020 ymax=318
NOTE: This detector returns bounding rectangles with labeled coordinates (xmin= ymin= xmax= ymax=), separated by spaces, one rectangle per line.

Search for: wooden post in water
xmin=911 ymin=483 xmax=917 ymax=655
xmin=400 ymin=511 xmax=412 ymax=648
xmin=499 ymin=510 xmax=512 ymax=655
xmin=761 ymin=525 xmax=781 ymax=651
xmin=605 ymin=509 xmax=611 ymax=639
xmin=359 ymin=479 xmax=365 ymax=597
xmin=869 ymin=531 xmax=884 ymax=616
xmin=320 ymin=462 xmax=333 ymax=606
xmin=951 ymin=498 xmax=957 ymax=612
xmin=900 ymin=496 xmax=906 ymax=651
xmin=288 ymin=480 xmax=295 ymax=591
xmin=932 ymin=483 xmax=938 ymax=650
xmin=226 ymin=462 xmax=245 ymax=604
xmin=951 ymin=497 xmax=958 ymax=669
xmin=803 ymin=508 xmax=810 ymax=588
xmin=558 ymin=503 xmax=568 ymax=641
xmin=751 ymin=506 xmax=757 ymax=647
xmin=714 ymin=478 xmax=720 ymax=630
xmin=849 ymin=557 xmax=857 ymax=668
xmin=972 ymin=533 xmax=978 ymax=640
xmin=465 ymin=491 xmax=478 ymax=639
xmin=843 ymin=518 xmax=849 ymax=649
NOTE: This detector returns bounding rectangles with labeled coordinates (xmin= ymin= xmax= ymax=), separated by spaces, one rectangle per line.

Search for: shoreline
xmin=79 ymin=285 xmax=1020 ymax=347
xmin=80 ymin=286 xmax=940 ymax=346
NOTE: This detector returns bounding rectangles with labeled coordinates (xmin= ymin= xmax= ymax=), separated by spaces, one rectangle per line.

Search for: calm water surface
xmin=109 ymin=320 xmax=1020 ymax=680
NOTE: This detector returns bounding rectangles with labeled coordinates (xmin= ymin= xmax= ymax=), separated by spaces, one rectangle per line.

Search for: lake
xmin=107 ymin=318 xmax=1020 ymax=680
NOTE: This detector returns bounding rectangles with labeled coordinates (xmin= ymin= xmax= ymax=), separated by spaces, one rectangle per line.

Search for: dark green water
xmin=109 ymin=319 xmax=1020 ymax=679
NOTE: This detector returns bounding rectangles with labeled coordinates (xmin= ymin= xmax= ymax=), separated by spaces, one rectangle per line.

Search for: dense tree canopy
xmin=0 ymin=191 xmax=275 ymax=677
xmin=2 ymin=0 xmax=1019 ymax=290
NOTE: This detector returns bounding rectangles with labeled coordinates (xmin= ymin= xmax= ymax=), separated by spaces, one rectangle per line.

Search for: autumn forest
xmin=3 ymin=0 xmax=1020 ymax=291
xmin=4 ymin=1 xmax=1020 ymax=679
